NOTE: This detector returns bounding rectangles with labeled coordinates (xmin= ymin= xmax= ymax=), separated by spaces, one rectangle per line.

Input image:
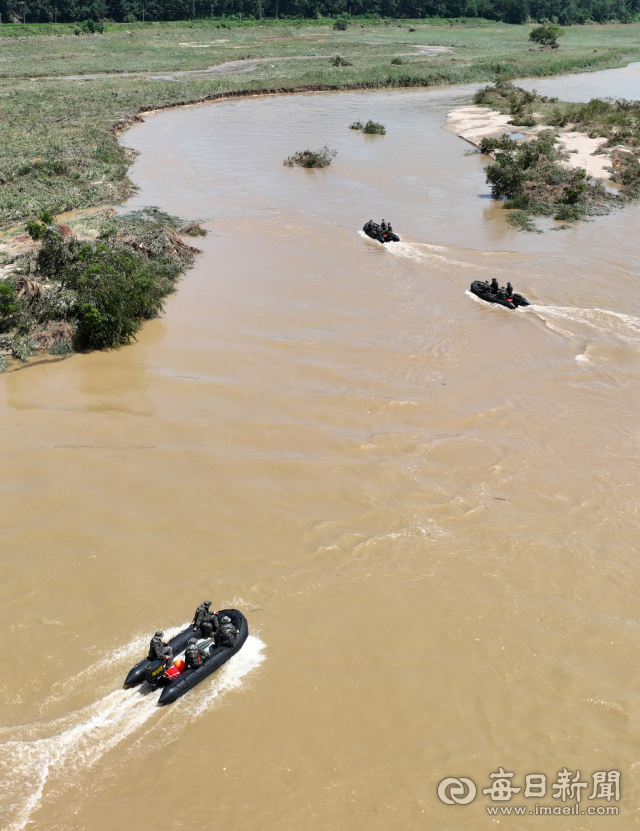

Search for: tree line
xmin=1 ymin=0 xmax=638 ymax=28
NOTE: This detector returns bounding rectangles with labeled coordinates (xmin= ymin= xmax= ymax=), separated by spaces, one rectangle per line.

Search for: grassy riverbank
xmin=2 ymin=20 xmax=640 ymax=228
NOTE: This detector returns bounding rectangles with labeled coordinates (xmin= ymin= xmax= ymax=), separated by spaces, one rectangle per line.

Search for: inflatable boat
xmin=124 ymin=624 xmax=200 ymax=687
xmin=470 ymin=280 xmax=530 ymax=310
xmin=157 ymin=609 xmax=248 ymax=704
xmin=363 ymin=224 xmax=400 ymax=244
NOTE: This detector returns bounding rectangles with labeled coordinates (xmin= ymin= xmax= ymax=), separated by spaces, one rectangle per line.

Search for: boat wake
xmin=359 ymin=230 xmax=515 ymax=275
xmin=0 ymin=633 xmax=266 ymax=831
xmin=527 ymin=305 xmax=640 ymax=346
xmin=466 ymin=293 xmax=640 ymax=353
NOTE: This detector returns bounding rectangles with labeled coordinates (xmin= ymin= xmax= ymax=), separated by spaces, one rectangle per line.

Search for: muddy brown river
xmin=2 ymin=67 xmax=640 ymax=830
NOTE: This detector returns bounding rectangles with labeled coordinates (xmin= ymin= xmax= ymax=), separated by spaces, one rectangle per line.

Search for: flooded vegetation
xmin=472 ymin=80 xmax=640 ymax=229
xmin=0 ymin=209 xmax=204 ymax=368
xmin=283 ymin=146 xmax=337 ymax=168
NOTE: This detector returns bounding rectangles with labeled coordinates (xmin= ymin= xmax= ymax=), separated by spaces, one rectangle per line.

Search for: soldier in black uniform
xmin=506 ymin=282 xmax=514 ymax=298
xmin=185 ymin=638 xmax=202 ymax=669
xmin=380 ymin=219 xmax=388 ymax=232
xmin=148 ymin=630 xmax=172 ymax=663
xmin=192 ymin=601 xmax=219 ymax=637
xmin=490 ymin=278 xmax=499 ymax=294
xmin=215 ymin=616 xmax=238 ymax=648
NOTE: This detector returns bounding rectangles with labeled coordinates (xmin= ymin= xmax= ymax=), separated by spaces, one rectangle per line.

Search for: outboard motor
xmin=144 ymin=659 xmax=166 ymax=686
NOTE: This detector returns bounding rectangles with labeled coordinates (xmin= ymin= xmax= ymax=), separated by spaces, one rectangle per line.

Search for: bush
xmin=350 ymin=121 xmax=364 ymax=130
xmin=74 ymin=19 xmax=104 ymax=35
xmin=529 ymin=25 xmax=565 ymax=47
xmin=283 ymin=147 xmax=337 ymax=168
xmin=362 ymin=120 xmax=386 ymax=135
xmin=0 ymin=281 xmax=17 ymax=318
xmin=509 ymin=115 xmax=537 ymax=127
xmin=333 ymin=18 xmax=347 ymax=30
xmin=331 ymin=55 xmax=352 ymax=66
xmin=391 ymin=57 xmax=403 ymax=65
xmin=123 ymin=13 xmax=137 ymax=23
xmin=0 ymin=209 xmax=204 ymax=357
xmin=481 ymin=130 xmax=617 ymax=230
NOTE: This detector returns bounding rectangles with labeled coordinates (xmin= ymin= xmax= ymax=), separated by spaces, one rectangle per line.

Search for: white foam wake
xmin=0 ymin=635 xmax=266 ymax=831
xmin=528 ymin=305 xmax=640 ymax=345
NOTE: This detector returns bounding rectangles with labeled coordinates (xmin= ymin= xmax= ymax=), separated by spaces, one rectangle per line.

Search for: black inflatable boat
xmin=124 ymin=624 xmax=200 ymax=687
xmin=363 ymin=224 xmax=400 ymax=244
xmin=470 ymin=280 xmax=530 ymax=310
xmin=157 ymin=609 xmax=248 ymax=704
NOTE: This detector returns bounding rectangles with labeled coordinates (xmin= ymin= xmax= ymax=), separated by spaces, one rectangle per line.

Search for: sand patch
xmin=445 ymin=105 xmax=614 ymax=181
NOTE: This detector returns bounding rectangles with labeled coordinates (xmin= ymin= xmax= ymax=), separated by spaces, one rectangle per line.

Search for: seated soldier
xmin=192 ymin=601 xmax=219 ymax=637
xmin=215 ymin=615 xmax=238 ymax=648
xmin=148 ymin=630 xmax=171 ymax=662
xmin=184 ymin=638 xmax=202 ymax=670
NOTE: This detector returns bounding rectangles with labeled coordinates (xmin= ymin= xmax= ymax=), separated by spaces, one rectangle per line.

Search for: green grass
xmin=1 ymin=20 xmax=640 ymax=228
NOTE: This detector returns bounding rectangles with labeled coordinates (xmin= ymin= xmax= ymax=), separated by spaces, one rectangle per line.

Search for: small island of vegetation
xmin=284 ymin=147 xmax=337 ymax=168
xmin=471 ymin=81 xmax=640 ymax=230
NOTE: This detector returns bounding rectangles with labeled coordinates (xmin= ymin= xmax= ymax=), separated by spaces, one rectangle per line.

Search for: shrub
xmin=61 ymin=243 xmax=169 ymax=349
xmin=350 ymin=121 xmax=364 ymax=130
xmin=331 ymin=55 xmax=353 ymax=66
xmin=283 ymin=147 xmax=337 ymax=168
xmin=391 ymin=57 xmax=403 ymax=65
xmin=481 ymin=130 xmax=618 ymax=230
xmin=362 ymin=120 xmax=386 ymax=135
xmin=554 ymin=204 xmax=581 ymax=221
xmin=508 ymin=115 xmax=537 ymax=127
xmin=123 ymin=13 xmax=137 ymax=23
xmin=529 ymin=25 xmax=565 ymax=47
xmin=0 ymin=209 xmax=204 ymax=357
xmin=333 ymin=18 xmax=347 ymax=30
xmin=0 ymin=281 xmax=17 ymax=318
xmin=74 ymin=19 xmax=105 ymax=35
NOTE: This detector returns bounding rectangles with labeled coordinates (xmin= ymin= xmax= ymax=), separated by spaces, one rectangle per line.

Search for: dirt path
xmin=29 ymin=45 xmax=453 ymax=81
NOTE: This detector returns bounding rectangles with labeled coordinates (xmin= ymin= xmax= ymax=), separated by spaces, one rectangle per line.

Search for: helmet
xmin=189 ymin=638 xmax=197 ymax=645
xmin=155 ymin=630 xmax=163 ymax=637
xmin=203 ymin=601 xmax=212 ymax=607
xmin=221 ymin=616 xmax=231 ymax=624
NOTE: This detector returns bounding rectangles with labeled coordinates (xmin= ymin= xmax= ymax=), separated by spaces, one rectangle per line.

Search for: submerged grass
xmin=1 ymin=21 xmax=640 ymax=228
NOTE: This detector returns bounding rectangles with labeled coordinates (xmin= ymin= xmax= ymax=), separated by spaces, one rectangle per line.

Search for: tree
xmin=529 ymin=24 xmax=566 ymax=46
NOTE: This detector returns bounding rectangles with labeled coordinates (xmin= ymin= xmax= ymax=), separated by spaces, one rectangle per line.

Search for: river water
xmin=2 ymin=66 xmax=640 ymax=830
